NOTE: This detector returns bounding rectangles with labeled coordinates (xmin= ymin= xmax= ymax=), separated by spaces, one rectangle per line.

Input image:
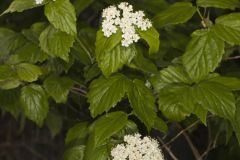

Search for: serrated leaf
xmin=153 ymin=2 xmax=196 ymax=27
xmin=90 ymin=111 xmax=128 ymax=147
xmin=213 ymin=13 xmax=240 ymax=45
xmin=20 ymin=84 xmax=49 ymax=127
xmin=22 ymin=22 xmax=47 ymax=43
xmin=8 ymin=42 xmax=48 ymax=64
xmin=98 ymin=44 xmax=137 ymax=76
xmin=158 ymin=84 xmax=194 ymax=121
xmin=39 ymin=25 xmax=74 ymax=62
xmin=137 ymin=27 xmax=160 ymax=54
xmin=0 ymin=80 xmax=21 ymax=90
xmin=65 ymin=122 xmax=88 ymax=144
xmin=193 ymin=104 xmax=208 ymax=125
xmin=0 ymin=65 xmax=18 ymax=81
xmin=197 ymin=0 xmax=240 ymax=10
xmin=87 ymin=74 xmax=130 ymax=117
xmin=183 ymin=29 xmax=225 ymax=82
xmin=127 ymin=79 xmax=157 ymax=129
xmin=0 ymin=28 xmax=26 ymax=58
xmin=95 ymin=29 xmax=121 ymax=60
xmin=154 ymin=117 xmax=168 ymax=133
xmin=43 ymin=76 xmax=73 ymax=103
xmin=208 ymin=75 xmax=240 ymax=91
xmin=16 ymin=63 xmax=42 ymax=82
xmin=45 ymin=0 xmax=77 ymax=35
xmin=194 ymin=81 xmax=236 ymax=120
xmin=64 ymin=146 xmax=85 ymax=160
xmin=1 ymin=0 xmax=49 ymax=15
xmin=84 ymin=141 xmax=109 ymax=160
xmin=231 ymin=97 xmax=240 ymax=144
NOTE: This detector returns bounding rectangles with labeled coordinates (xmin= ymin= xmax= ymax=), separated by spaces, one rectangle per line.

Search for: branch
xmin=158 ymin=137 xmax=179 ymax=160
xmin=224 ymin=55 xmax=240 ymax=61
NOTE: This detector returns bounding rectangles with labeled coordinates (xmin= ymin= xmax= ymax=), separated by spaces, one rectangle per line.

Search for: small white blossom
xmin=35 ymin=0 xmax=44 ymax=4
xmin=111 ymin=134 xmax=164 ymax=160
xmin=101 ymin=2 xmax=152 ymax=47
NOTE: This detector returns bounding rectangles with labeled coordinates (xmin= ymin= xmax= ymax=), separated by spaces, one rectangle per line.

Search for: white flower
xmin=35 ymin=0 xmax=44 ymax=4
xmin=111 ymin=134 xmax=164 ymax=160
xmin=101 ymin=2 xmax=152 ymax=47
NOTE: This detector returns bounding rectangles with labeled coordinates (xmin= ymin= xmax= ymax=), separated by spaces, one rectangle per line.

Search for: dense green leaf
xmin=127 ymin=79 xmax=157 ymax=129
xmin=1 ymin=0 xmax=48 ymax=15
xmin=46 ymin=110 xmax=63 ymax=137
xmin=153 ymin=2 xmax=196 ymax=27
xmin=183 ymin=29 xmax=225 ymax=82
xmin=90 ymin=111 xmax=128 ymax=147
xmin=98 ymin=44 xmax=137 ymax=76
xmin=213 ymin=13 xmax=240 ymax=45
xmin=64 ymin=146 xmax=85 ymax=160
xmin=43 ymin=76 xmax=73 ymax=103
xmin=137 ymin=27 xmax=160 ymax=54
xmin=0 ymin=28 xmax=26 ymax=58
xmin=153 ymin=117 xmax=168 ymax=133
xmin=84 ymin=64 xmax=101 ymax=82
xmin=0 ymin=80 xmax=22 ymax=90
xmin=193 ymin=81 xmax=236 ymax=120
xmin=129 ymin=48 xmax=158 ymax=74
xmin=193 ymin=104 xmax=208 ymax=125
xmin=45 ymin=0 xmax=77 ymax=35
xmin=87 ymin=74 xmax=130 ymax=117
xmin=208 ymin=75 xmax=240 ymax=91
xmin=74 ymin=0 xmax=94 ymax=16
xmin=158 ymin=84 xmax=194 ymax=121
xmin=84 ymin=142 xmax=109 ymax=160
xmin=0 ymin=65 xmax=21 ymax=90
xmin=231 ymin=97 xmax=240 ymax=144
xmin=65 ymin=122 xmax=88 ymax=144
xmin=39 ymin=25 xmax=75 ymax=62
xmin=16 ymin=63 xmax=42 ymax=82
xmin=197 ymin=0 xmax=240 ymax=10
xmin=20 ymin=84 xmax=49 ymax=127
xmin=8 ymin=42 xmax=48 ymax=64
xmin=0 ymin=89 xmax=20 ymax=118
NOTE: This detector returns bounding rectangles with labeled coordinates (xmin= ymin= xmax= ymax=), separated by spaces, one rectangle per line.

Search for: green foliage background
xmin=1 ymin=0 xmax=240 ymax=159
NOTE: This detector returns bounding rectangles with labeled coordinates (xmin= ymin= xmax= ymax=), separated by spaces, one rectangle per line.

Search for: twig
xmin=224 ymin=55 xmax=240 ymax=60
xmin=72 ymin=87 xmax=87 ymax=94
xmin=176 ymin=124 xmax=202 ymax=160
xmin=162 ymin=120 xmax=200 ymax=148
xmin=70 ymin=90 xmax=86 ymax=97
xmin=158 ymin=138 xmax=179 ymax=160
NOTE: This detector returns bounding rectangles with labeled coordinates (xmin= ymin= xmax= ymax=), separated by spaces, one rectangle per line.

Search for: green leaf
xmin=129 ymin=48 xmax=158 ymax=74
xmin=137 ymin=27 xmax=160 ymax=54
xmin=153 ymin=117 xmax=168 ymax=133
xmin=193 ymin=104 xmax=208 ymax=125
xmin=153 ymin=2 xmax=196 ymax=27
xmin=16 ymin=63 xmax=42 ymax=82
xmin=64 ymin=146 xmax=85 ymax=160
xmin=197 ymin=0 xmax=240 ymax=10
xmin=183 ymin=29 xmax=225 ymax=82
xmin=213 ymin=13 xmax=240 ymax=45
xmin=73 ymin=0 xmax=94 ymax=16
xmin=65 ymin=122 xmax=88 ymax=144
xmin=90 ymin=111 xmax=128 ymax=147
xmin=0 ymin=80 xmax=22 ymax=90
xmin=95 ymin=29 xmax=121 ymax=61
xmin=158 ymin=84 xmax=194 ymax=121
xmin=0 ymin=65 xmax=21 ymax=90
xmin=84 ymin=142 xmax=109 ymax=160
xmin=43 ymin=76 xmax=73 ymax=103
xmin=46 ymin=110 xmax=63 ymax=137
xmin=39 ymin=25 xmax=75 ymax=62
xmin=231 ymin=97 xmax=240 ymax=144
xmin=0 ymin=89 xmax=20 ymax=118
xmin=127 ymin=79 xmax=157 ymax=129
xmin=98 ymin=44 xmax=137 ymax=76
xmin=1 ymin=0 xmax=49 ymax=15
xmin=45 ymin=0 xmax=77 ymax=35
xmin=20 ymin=84 xmax=49 ymax=127
xmin=8 ymin=42 xmax=48 ymax=64
xmin=194 ymin=81 xmax=236 ymax=120
xmin=87 ymin=74 xmax=130 ymax=117
xmin=208 ymin=75 xmax=240 ymax=91
xmin=0 ymin=28 xmax=26 ymax=58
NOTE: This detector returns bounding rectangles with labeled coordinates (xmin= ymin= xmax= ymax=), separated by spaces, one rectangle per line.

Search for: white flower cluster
xmin=111 ymin=134 xmax=164 ymax=160
xmin=35 ymin=0 xmax=55 ymax=5
xmin=102 ymin=2 xmax=152 ymax=47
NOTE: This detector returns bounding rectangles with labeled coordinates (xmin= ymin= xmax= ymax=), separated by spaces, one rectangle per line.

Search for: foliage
xmin=1 ymin=0 xmax=240 ymax=159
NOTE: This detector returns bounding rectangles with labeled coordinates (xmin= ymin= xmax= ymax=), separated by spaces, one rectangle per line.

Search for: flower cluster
xmin=102 ymin=2 xmax=152 ymax=47
xmin=35 ymin=0 xmax=44 ymax=4
xmin=111 ymin=134 xmax=164 ymax=160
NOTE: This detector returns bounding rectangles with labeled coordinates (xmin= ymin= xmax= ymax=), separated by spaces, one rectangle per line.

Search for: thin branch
xmin=70 ymin=90 xmax=86 ymax=97
xmin=158 ymin=138 xmax=179 ymax=160
xmin=72 ymin=87 xmax=87 ymax=94
xmin=162 ymin=120 xmax=200 ymax=148
xmin=224 ymin=55 xmax=240 ymax=61
xmin=176 ymin=124 xmax=202 ymax=160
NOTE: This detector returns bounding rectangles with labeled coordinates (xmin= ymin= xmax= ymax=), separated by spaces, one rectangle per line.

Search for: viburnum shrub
xmin=1 ymin=0 xmax=240 ymax=159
